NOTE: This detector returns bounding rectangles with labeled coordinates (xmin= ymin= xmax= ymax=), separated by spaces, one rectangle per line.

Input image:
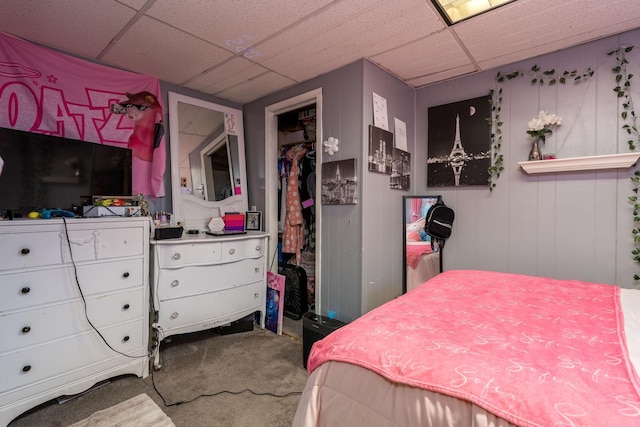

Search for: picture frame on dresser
xmin=245 ymin=211 xmax=262 ymax=231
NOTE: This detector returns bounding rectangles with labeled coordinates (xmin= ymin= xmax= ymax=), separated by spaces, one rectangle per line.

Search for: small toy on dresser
xmin=83 ymin=195 xmax=142 ymax=217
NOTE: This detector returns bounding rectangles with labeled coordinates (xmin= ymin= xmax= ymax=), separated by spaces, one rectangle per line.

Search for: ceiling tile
xmin=101 ymin=16 xmax=233 ymax=83
xmin=407 ymin=64 xmax=478 ymax=87
xmin=117 ymin=0 xmax=148 ymax=10
xmin=2 ymin=0 xmax=640 ymax=105
xmin=185 ymin=58 xmax=270 ymax=94
xmin=214 ymin=72 xmax=296 ymax=104
xmin=370 ymin=31 xmax=472 ymax=81
xmin=456 ymin=0 xmax=640 ymax=66
xmin=257 ymin=0 xmax=443 ymax=81
xmin=146 ymin=0 xmax=334 ymax=53
xmin=0 ymin=0 xmax=136 ymax=58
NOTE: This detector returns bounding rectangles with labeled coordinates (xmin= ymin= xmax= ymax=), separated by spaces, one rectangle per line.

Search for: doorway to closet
xmin=265 ymin=89 xmax=322 ymax=315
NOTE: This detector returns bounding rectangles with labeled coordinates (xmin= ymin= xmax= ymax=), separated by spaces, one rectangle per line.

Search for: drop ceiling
xmin=2 ymin=0 xmax=640 ymax=105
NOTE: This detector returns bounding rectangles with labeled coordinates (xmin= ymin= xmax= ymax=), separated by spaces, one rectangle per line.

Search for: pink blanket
xmin=405 ymin=242 xmax=433 ymax=269
xmin=308 ymin=270 xmax=640 ymax=426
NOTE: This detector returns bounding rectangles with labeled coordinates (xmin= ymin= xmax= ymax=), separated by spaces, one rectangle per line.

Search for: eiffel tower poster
xmin=427 ymin=95 xmax=491 ymax=187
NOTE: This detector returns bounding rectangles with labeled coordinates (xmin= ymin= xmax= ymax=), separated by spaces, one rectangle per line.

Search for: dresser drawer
xmin=0 ymin=320 xmax=146 ymax=393
xmin=0 ymin=225 xmax=145 ymax=271
xmin=221 ymin=238 xmax=265 ymax=262
xmin=0 ymin=258 xmax=144 ymax=312
xmin=155 ymin=241 xmax=222 ymax=267
xmin=156 ymin=257 xmax=265 ymax=300
xmin=157 ymin=281 xmax=264 ymax=333
xmin=0 ymin=289 xmax=144 ymax=353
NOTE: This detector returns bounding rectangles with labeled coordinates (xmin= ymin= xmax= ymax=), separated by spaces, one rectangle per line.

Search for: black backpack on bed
xmin=424 ymin=198 xmax=454 ymax=241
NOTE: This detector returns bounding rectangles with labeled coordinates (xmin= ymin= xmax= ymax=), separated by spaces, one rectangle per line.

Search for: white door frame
xmin=264 ymin=88 xmax=322 ymax=314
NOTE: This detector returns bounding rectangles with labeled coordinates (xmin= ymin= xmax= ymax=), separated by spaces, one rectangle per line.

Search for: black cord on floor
xmin=149 ymin=326 xmax=302 ymax=407
xmin=151 ymin=368 xmax=302 ymax=407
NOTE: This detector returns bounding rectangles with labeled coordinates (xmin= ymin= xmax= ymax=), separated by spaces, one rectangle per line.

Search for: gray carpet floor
xmin=9 ymin=317 xmax=307 ymax=427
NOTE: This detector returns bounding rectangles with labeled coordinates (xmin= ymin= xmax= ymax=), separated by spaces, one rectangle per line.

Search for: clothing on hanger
xmin=281 ymin=147 xmax=307 ymax=265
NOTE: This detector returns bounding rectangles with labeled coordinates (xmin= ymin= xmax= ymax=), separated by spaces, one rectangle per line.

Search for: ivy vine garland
xmin=609 ymin=46 xmax=640 ymax=281
xmin=488 ymin=46 xmax=640 ymax=283
xmin=487 ymin=66 xmax=594 ymax=190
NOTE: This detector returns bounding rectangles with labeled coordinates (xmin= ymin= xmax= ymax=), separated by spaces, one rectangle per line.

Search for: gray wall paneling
xmin=162 ymin=28 xmax=640 ymax=324
xmin=418 ymin=29 xmax=640 ymax=288
xmin=361 ymin=61 xmax=416 ymax=313
xmin=243 ymin=60 xmax=366 ymax=321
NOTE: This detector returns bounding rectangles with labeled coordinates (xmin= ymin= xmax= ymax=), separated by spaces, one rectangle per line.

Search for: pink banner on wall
xmin=0 ymin=32 xmax=165 ymax=197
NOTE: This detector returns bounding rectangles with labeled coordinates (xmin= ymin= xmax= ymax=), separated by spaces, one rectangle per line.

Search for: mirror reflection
xmin=403 ymin=195 xmax=442 ymax=293
xmin=176 ymin=102 xmax=240 ymax=202
xmin=169 ymin=92 xmax=248 ymax=231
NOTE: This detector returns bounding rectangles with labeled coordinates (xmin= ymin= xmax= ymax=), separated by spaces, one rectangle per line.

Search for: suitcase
xmin=278 ymin=263 xmax=308 ymax=320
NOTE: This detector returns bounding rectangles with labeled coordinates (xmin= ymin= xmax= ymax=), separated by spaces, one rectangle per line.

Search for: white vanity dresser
xmin=150 ymin=232 xmax=267 ymax=369
xmin=0 ymin=216 xmax=149 ymax=426
xmin=150 ymin=92 xmax=268 ymax=369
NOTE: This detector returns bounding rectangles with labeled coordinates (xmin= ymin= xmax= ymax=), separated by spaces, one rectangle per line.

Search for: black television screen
xmin=0 ymin=127 xmax=132 ymax=216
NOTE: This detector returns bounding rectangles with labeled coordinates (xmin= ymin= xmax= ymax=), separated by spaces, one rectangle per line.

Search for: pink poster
xmin=0 ymin=32 xmax=165 ymax=197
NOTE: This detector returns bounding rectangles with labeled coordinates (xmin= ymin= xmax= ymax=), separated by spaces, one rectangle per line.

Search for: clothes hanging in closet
xmin=299 ymin=152 xmax=316 ymax=252
xmin=281 ymin=146 xmax=306 ymax=265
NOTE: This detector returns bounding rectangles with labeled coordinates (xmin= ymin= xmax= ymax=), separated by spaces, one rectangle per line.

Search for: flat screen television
xmin=0 ymin=127 xmax=132 ymax=217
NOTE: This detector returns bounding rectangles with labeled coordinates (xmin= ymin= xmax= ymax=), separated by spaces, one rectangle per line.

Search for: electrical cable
xmin=65 ymin=217 xmax=302 ymax=407
xmin=62 ymin=217 xmax=149 ymax=360
xmin=150 ymin=323 xmax=302 ymax=407
xmin=149 ymin=340 xmax=302 ymax=408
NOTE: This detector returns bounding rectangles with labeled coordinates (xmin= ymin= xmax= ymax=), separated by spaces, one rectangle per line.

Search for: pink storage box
xmin=223 ymin=213 xmax=245 ymax=231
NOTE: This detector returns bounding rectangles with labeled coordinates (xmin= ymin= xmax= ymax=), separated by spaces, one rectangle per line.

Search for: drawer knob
xmin=171 ymin=279 xmax=179 ymax=287
xmin=255 ymin=245 xmax=261 ymax=251
xmin=123 ymin=272 xmax=130 ymax=278
xmin=123 ymin=304 xmax=130 ymax=310
xmin=123 ymin=335 xmax=130 ymax=342
xmin=228 ymin=248 xmax=236 ymax=255
xmin=254 ymin=293 xmax=259 ymax=298
xmin=170 ymin=312 xmax=179 ymax=319
xmin=21 ymin=248 xmax=30 ymax=255
xmin=172 ymin=252 xmax=181 ymax=260
xmin=21 ymin=326 xmax=31 ymax=334
xmin=21 ymin=287 xmax=31 ymax=294
xmin=22 ymin=365 xmax=32 ymax=373
xmin=254 ymin=267 xmax=259 ymax=273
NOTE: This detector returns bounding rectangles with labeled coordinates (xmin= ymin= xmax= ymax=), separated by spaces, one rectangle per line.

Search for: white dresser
xmin=0 ymin=217 xmax=150 ymax=427
xmin=150 ymin=232 xmax=267 ymax=369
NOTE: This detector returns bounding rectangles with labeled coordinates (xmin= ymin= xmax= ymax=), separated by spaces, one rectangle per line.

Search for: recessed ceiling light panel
xmin=432 ymin=0 xmax=516 ymax=25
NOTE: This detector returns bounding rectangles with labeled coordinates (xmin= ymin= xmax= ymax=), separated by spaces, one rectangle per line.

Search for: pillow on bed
xmin=407 ymin=231 xmax=421 ymax=242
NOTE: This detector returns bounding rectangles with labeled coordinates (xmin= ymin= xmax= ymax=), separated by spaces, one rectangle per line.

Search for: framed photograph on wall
xmin=368 ymin=125 xmax=393 ymax=174
xmin=427 ymin=95 xmax=491 ymax=187
xmin=321 ymin=158 xmax=358 ymax=205
xmin=245 ymin=211 xmax=263 ymax=231
xmin=390 ymin=148 xmax=410 ymax=190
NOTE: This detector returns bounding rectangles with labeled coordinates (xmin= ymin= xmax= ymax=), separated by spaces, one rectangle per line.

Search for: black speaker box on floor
xmin=302 ymin=312 xmax=347 ymax=369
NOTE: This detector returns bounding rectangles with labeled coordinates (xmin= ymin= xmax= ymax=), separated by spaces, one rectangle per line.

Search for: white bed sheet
xmin=293 ymin=287 xmax=640 ymax=427
xmin=406 ymin=251 xmax=439 ymax=292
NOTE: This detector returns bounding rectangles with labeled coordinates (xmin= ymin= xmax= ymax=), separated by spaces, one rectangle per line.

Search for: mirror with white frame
xmin=168 ymin=92 xmax=248 ymax=231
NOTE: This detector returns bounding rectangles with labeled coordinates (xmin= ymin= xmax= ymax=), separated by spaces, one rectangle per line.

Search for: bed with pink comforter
xmin=293 ymin=270 xmax=640 ymax=427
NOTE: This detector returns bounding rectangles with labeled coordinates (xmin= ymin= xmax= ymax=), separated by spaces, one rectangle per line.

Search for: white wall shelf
xmin=518 ymin=153 xmax=640 ymax=174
